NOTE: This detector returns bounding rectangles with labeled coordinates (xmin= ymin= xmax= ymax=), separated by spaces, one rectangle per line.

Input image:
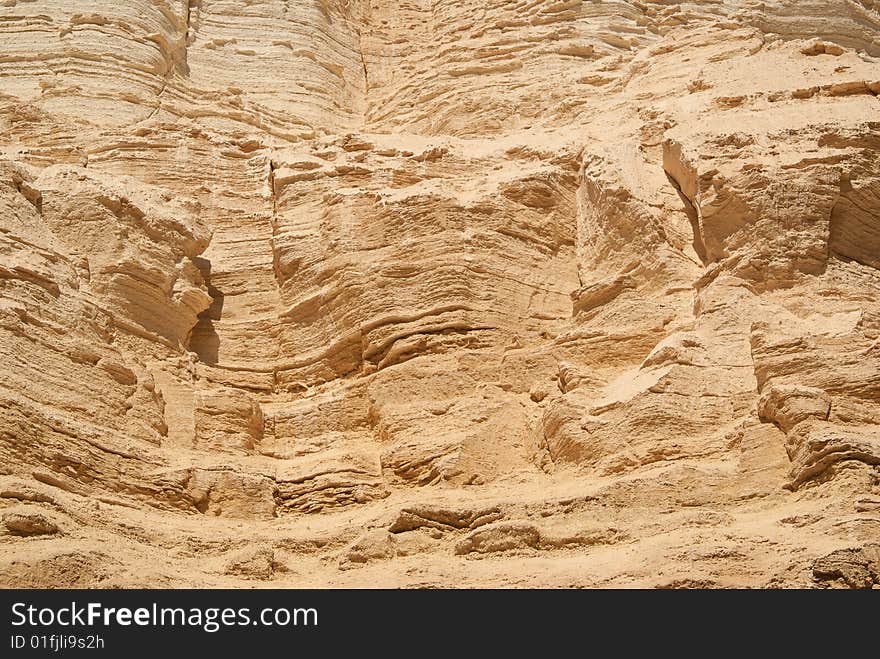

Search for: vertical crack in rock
xmin=185 ymin=0 xmax=201 ymax=69
xmin=358 ymin=29 xmax=369 ymax=94
xmin=664 ymin=170 xmax=709 ymax=266
xmin=267 ymin=154 xmax=281 ymax=286
xmin=189 ymin=255 xmax=222 ymax=365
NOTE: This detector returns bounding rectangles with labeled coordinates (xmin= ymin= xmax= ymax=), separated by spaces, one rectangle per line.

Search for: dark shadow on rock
xmin=189 ymin=256 xmax=223 ymax=365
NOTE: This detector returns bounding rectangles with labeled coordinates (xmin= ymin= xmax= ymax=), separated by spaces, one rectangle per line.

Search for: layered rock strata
xmin=0 ymin=0 xmax=878 ymax=588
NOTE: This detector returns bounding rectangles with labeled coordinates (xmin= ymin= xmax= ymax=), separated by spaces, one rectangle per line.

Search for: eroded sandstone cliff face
xmin=1 ymin=0 xmax=878 ymax=588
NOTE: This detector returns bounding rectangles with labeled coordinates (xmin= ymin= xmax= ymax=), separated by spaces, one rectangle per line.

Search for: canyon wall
xmin=0 ymin=0 xmax=878 ymax=587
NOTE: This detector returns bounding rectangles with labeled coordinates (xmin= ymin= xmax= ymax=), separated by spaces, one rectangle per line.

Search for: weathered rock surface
xmin=0 ymin=0 xmax=878 ymax=588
